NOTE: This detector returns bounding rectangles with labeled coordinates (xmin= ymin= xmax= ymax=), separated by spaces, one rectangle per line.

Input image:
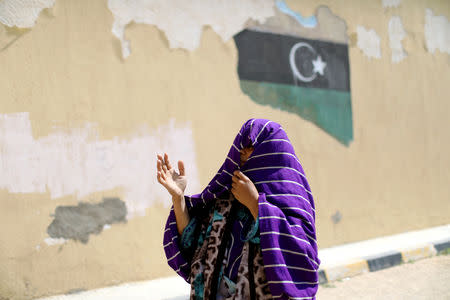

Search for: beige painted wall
xmin=0 ymin=0 xmax=449 ymax=298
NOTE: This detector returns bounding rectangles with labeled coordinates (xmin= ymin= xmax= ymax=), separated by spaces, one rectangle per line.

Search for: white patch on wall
xmin=388 ymin=16 xmax=407 ymax=63
xmin=107 ymin=0 xmax=276 ymax=58
xmin=44 ymin=237 xmax=67 ymax=246
xmin=382 ymin=0 xmax=401 ymax=8
xmin=0 ymin=113 xmax=201 ymax=218
xmin=0 ymin=0 xmax=55 ymax=28
xmin=356 ymin=25 xmax=381 ymax=59
xmin=424 ymin=9 xmax=450 ymax=55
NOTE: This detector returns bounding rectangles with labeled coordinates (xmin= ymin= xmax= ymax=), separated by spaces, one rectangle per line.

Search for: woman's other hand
xmin=231 ymin=170 xmax=259 ymax=219
xmin=157 ymin=153 xmax=187 ymax=198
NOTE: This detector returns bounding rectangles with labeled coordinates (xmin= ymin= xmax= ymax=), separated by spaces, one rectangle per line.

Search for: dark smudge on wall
xmin=47 ymin=197 xmax=127 ymax=243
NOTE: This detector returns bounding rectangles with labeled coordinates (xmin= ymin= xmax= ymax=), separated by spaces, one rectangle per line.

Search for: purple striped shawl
xmin=163 ymin=118 xmax=319 ymax=299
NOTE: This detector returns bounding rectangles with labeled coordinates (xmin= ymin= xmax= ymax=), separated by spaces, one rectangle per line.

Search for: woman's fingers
xmin=231 ymin=186 xmax=239 ymax=198
xmin=157 ymin=171 xmax=164 ymax=184
xmin=234 ymin=170 xmax=249 ymax=181
xmin=157 ymin=158 xmax=163 ymax=172
xmin=178 ymin=160 xmax=185 ymax=176
xmin=157 ymin=154 xmax=168 ymax=174
xmin=164 ymin=153 xmax=173 ymax=170
xmin=159 ymin=170 xmax=166 ymax=180
xmin=240 ymin=173 xmax=249 ymax=181
xmin=157 ymin=171 xmax=166 ymax=186
xmin=232 ymin=175 xmax=244 ymax=185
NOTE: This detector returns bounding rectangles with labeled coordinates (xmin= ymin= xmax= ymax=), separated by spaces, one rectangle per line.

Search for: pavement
xmin=317 ymin=224 xmax=450 ymax=284
xmin=36 ymin=224 xmax=450 ymax=300
xmin=317 ymin=254 xmax=450 ymax=300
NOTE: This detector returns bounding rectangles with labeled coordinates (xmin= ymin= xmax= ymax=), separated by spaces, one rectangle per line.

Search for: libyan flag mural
xmin=234 ymin=3 xmax=353 ymax=146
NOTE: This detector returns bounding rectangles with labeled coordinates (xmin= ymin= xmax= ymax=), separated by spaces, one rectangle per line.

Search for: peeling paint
xmin=424 ymin=9 xmax=450 ymax=55
xmin=107 ymin=0 xmax=276 ymax=58
xmin=47 ymin=198 xmax=126 ymax=243
xmin=356 ymin=25 xmax=381 ymax=59
xmin=276 ymin=0 xmax=317 ymax=28
xmin=247 ymin=5 xmax=348 ymax=45
xmin=0 ymin=112 xmax=200 ymax=218
xmin=0 ymin=0 xmax=55 ymax=28
xmin=388 ymin=16 xmax=407 ymax=63
xmin=382 ymin=0 xmax=401 ymax=9
xmin=44 ymin=237 xmax=66 ymax=246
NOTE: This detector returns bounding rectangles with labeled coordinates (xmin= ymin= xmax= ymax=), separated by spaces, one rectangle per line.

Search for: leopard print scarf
xmin=188 ymin=197 xmax=272 ymax=300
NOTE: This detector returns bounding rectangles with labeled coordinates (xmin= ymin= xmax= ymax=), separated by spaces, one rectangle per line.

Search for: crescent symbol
xmin=289 ymin=42 xmax=317 ymax=83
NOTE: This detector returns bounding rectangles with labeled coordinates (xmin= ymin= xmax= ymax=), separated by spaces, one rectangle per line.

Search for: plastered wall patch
xmin=107 ymin=0 xmax=276 ymax=58
xmin=0 ymin=0 xmax=55 ymax=28
xmin=47 ymin=198 xmax=127 ymax=243
xmin=0 ymin=113 xmax=201 ymax=219
xmin=382 ymin=0 xmax=401 ymax=9
xmin=356 ymin=25 xmax=381 ymax=59
xmin=388 ymin=16 xmax=407 ymax=63
xmin=424 ymin=9 xmax=450 ymax=55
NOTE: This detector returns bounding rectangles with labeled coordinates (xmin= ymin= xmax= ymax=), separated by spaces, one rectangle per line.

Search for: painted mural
xmin=234 ymin=1 xmax=353 ymax=145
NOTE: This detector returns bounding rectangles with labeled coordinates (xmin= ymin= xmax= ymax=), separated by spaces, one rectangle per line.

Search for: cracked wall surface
xmin=107 ymin=0 xmax=276 ymax=58
xmin=0 ymin=0 xmax=55 ymax=27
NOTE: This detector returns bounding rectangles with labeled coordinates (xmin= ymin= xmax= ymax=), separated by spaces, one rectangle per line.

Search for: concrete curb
xmin=318 ymin=232 xmax=450 ymax=284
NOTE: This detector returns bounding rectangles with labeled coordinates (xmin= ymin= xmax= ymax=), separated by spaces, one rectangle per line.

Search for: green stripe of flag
xmin=240 ymin=80 xmax=353 ymax=145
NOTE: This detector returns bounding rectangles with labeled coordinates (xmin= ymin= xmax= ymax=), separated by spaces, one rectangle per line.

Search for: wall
xmin=0 ymin=0 xmax=449 ymax=298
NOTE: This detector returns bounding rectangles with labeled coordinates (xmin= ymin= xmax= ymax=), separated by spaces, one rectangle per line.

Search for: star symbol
xmin=312 ymin=55 xmax=327 ymax=76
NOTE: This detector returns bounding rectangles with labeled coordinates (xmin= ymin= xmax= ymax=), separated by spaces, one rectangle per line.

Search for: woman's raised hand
xmin=231 ymin=170 xmax=259 ymax=220
xmin=156 ymin=153 xmax=187 ymax=198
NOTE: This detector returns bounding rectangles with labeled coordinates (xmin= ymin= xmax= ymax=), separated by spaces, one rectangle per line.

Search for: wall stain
xmin=331 ymin=210 xmax=342 ymax=224
xmin=65 ymin=288 xmax=87 ymax=295
xmin=47 ymin=198 xmax=127 ymax=243
xmin=0 ymin=26 xmax=31 ymax=52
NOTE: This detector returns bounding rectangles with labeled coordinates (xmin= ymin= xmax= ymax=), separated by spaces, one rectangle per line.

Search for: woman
xmin=157 ymin=118 xmax=319 ymax=299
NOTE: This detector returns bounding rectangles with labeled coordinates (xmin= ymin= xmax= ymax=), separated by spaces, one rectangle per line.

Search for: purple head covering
xmin=164 ymin=118 xmax=319 ymax=299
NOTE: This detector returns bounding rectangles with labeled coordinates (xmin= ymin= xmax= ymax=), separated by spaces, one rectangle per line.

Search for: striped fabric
xmin=163 ymin=118 xmax=319 ymax=299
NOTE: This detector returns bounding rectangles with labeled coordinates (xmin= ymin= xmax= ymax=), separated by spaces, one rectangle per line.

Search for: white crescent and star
xmin=312 ymin=55 xmax=326 ymax=76
xmin=289 ymin=42 xmax=327 ymax=83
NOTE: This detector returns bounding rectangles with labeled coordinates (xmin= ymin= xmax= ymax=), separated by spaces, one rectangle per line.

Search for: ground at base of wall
xmin=317 ymin=254 xmax=450 ymax=300
xmin=34 ymin=224 xmax=450 ymax=300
